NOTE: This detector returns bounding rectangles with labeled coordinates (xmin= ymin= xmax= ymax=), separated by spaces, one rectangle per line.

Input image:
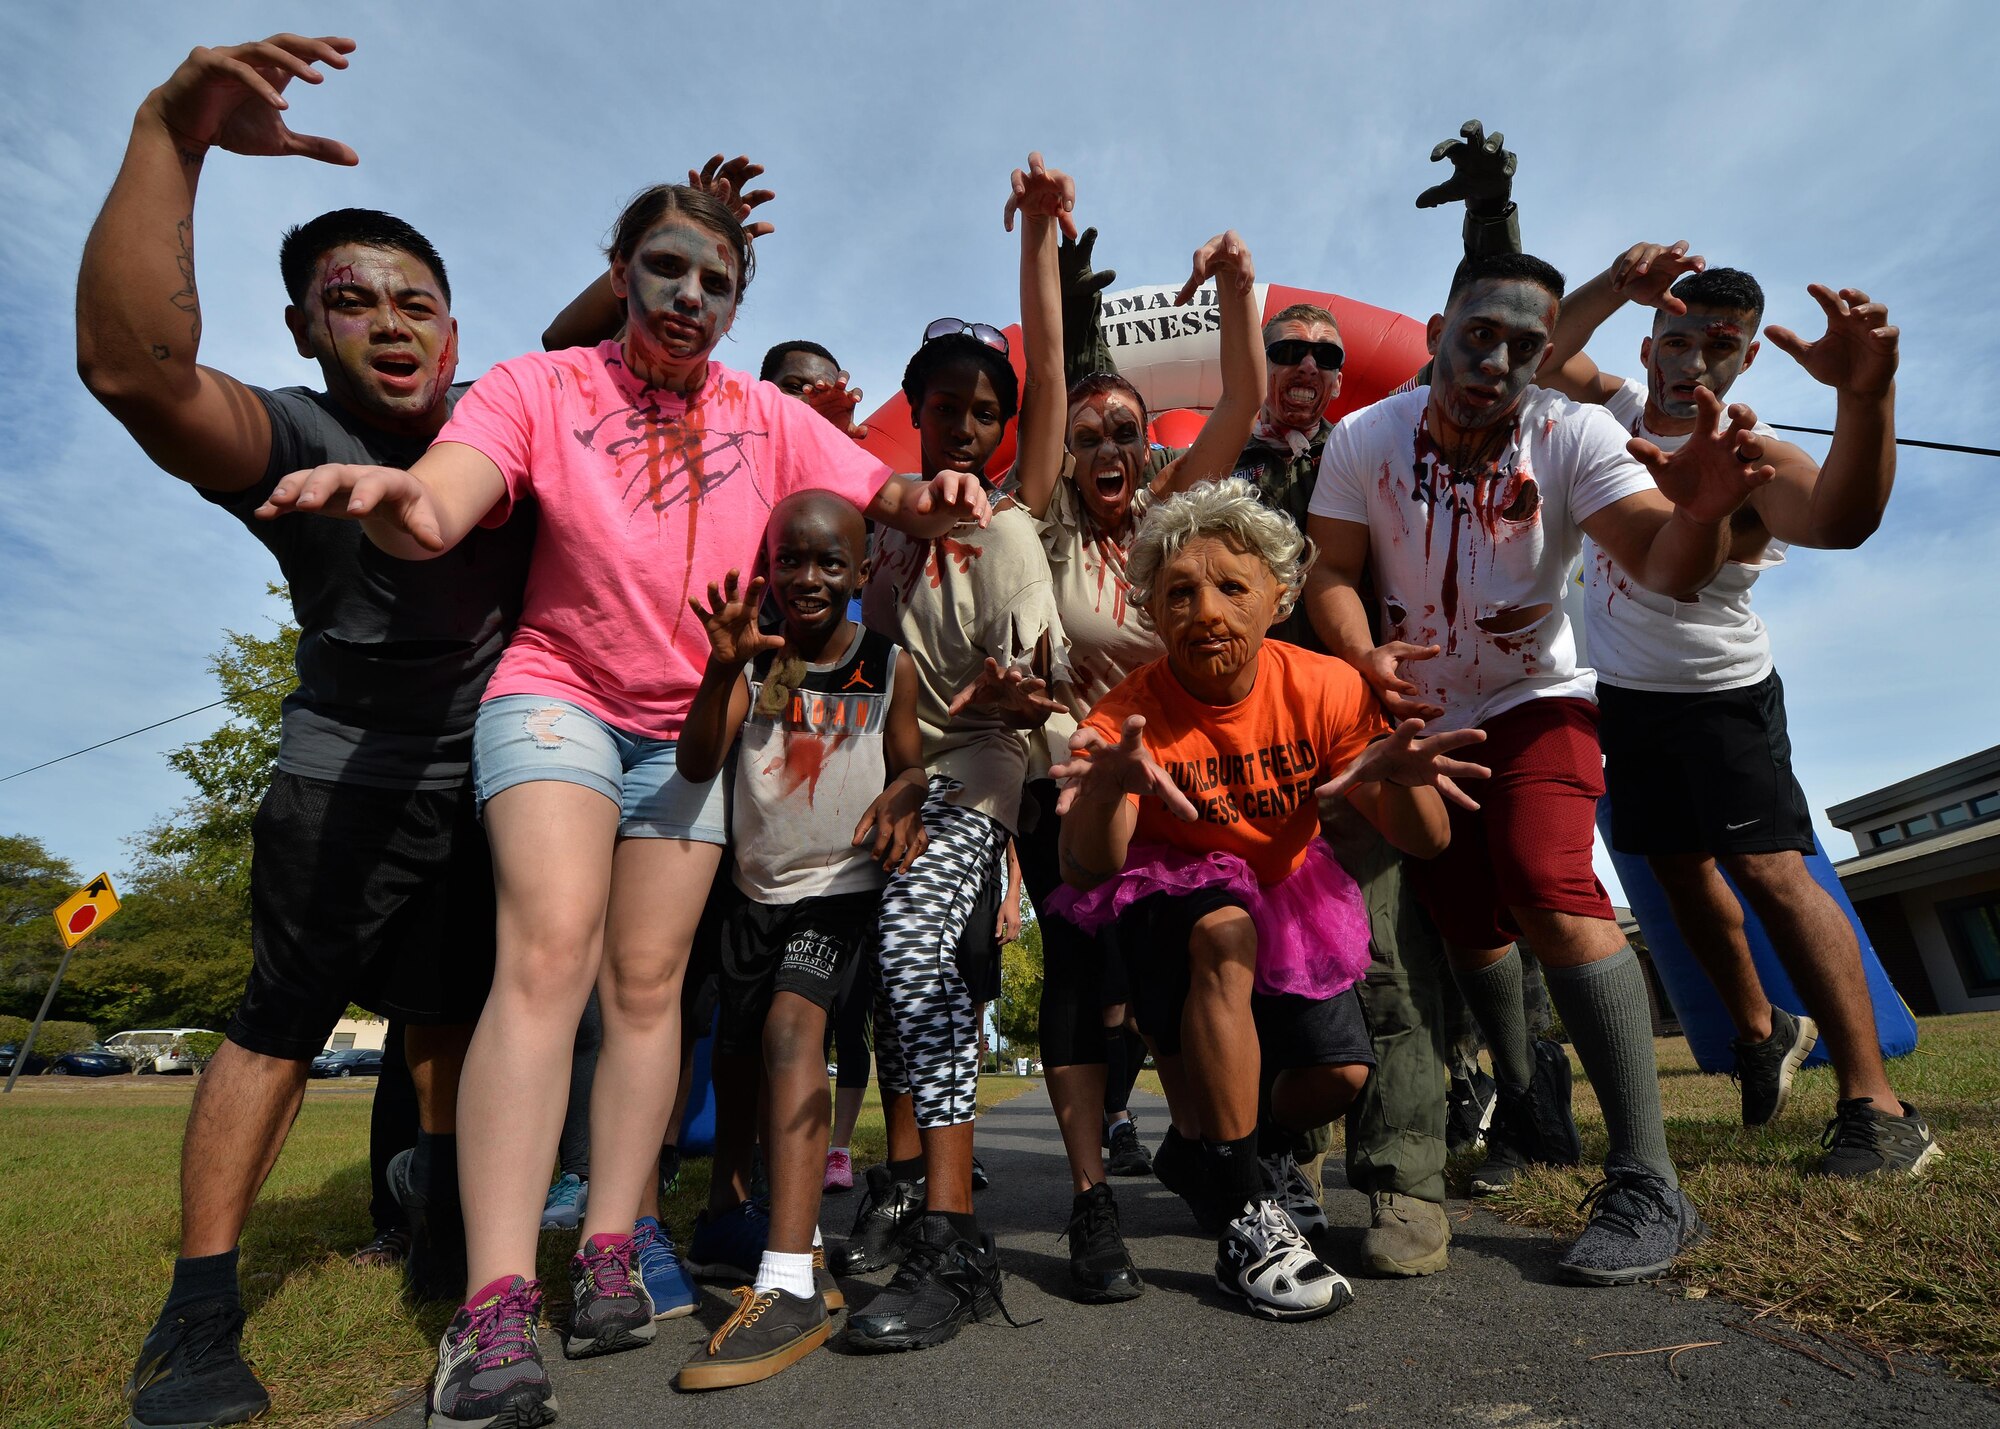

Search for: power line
xmin=0 ymin=680 xmax=289 ymax=785
xmin=1769 ymin=424 xmax=2000 ymax=458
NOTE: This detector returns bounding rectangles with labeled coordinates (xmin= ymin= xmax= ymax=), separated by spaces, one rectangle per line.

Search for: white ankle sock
xmin=829 ymin=1145 xmax=850 ymax=1157
xmin=753 ymin=1250 xmax=815 ymax=1298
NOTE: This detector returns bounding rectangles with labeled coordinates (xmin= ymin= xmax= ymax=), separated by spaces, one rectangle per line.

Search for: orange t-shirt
xmin=1081 ymin=640 xmax=1390 ymax=886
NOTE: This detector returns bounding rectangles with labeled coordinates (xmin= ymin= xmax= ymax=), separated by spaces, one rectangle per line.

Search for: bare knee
xmin=1509 ymin=908 xmax=1627 ymax=967
xmin=1187 ymin=907 xmax=1257 ymax=998
xmin=1721 ymin=850 xmax=1811 ymax=903
xmin=763 ymin=997 xmax=827 ymax=1073
xmin=600 ymin=948 xmax=688 ymax=1026
xmin=1648 ymin=853 xmax=1720 ymax=898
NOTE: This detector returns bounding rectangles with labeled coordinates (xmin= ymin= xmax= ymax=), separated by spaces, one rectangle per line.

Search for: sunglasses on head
xmin=924 ymin=318 xmax=1010 ymax=355
xmin=1265 ymin=339 xmax=1345 ymax=371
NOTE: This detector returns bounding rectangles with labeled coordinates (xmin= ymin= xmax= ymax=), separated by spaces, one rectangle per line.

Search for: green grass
xmin=1465 ymin=1011 xmax=2000 ymax=1386
xmin=0 ymin=1073 xmax=1038 ymax=1429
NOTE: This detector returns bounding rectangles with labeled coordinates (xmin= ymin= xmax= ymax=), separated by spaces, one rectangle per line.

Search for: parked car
xmin=44 ymin=1043 xmax=135 ymax=1077
xmin=105 ymin=1028 xmax=215 ymax=1074
xmin=1 ymin=1043 xmax=49 ymax=1077
xmin=311 ymin=1047 xmax=384 ymax=1078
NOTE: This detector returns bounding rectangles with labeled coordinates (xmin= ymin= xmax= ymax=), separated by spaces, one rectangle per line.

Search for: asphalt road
xmin=376 ymin=1088 xmax=1999 ymax=1428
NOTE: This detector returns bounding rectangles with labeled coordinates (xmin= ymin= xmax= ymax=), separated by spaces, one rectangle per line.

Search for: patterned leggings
xmin=872 ymin=777 xmax=1006 ymax=1129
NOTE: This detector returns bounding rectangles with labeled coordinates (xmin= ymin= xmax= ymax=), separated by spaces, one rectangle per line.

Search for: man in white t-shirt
xmin=1542 ymin=246 xmax=1933 ymax=1179
xmin=1304 ymin=251 xmax=1778 ymax=1287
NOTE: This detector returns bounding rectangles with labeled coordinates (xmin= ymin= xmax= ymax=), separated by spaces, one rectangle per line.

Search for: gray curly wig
xmin=1126 ymin=477 xmax=1315 ymax=629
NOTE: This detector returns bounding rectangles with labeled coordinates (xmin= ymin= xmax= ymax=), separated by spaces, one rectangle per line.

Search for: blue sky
xmin=2 ymin=2 xmax=1996 ymax=897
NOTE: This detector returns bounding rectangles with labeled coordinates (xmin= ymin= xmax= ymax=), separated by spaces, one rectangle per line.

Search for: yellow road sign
xmin=53 ymin=873 xmax=120 ymax=949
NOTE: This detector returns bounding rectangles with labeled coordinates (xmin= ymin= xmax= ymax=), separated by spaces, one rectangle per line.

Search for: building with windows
xmin=1830 ymin=743 xmax=2000 ymax=1015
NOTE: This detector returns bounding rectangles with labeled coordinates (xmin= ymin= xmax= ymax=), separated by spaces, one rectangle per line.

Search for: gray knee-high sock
xmin=1452 ymin=947 xmax=1534 ymax=1093
xmin=1542 ymin=948 xmax=1676 ymax=1187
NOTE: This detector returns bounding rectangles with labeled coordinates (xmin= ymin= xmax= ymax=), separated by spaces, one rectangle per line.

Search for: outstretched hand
xmin=1414 ymin=120 xmax=1515 ymax=211
xmin=1358 ymin=642 xmax=1445 ymax=722
xmin=690 ymin=569 xmax=785 ymax=667
xmin=912 ymin=470 xmax=993 ymax=529
xmin=1050 ymin=716 xmax=1198 ymax=822
xmin=688 ymin=154 xmax=775 ymax=240
xmin=1765 ymin=284 xmax=1899 ymax=398
xmin=1059 ymin=227 xmax=1118 ymax=310
xmin=151 ymin=34 xmax=358 ymax=164
xmin=1004 ymin=151 xmax=1079 ymax=239
xmin=1175 ymin=230 xmax=1255 ymax=306
xmin=947 ymin=657 xmax=1068 ymax=727
xmin=1316 ymin=720 xmax=1491 ymax=812
xmin=799 ymin=372 xmax=868 ymax=438
xmin=254 ymin=463 xmax=442 ymax=546
xmin=1610 ymin=240 xmax=1706 ymax=313
xmin=1630 ymin=386 xmax=1778 ymax=527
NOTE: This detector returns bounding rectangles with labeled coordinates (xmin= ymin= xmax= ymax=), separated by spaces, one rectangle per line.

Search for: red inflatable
xmin=856 ymin=282 xmax=1431 ymax=476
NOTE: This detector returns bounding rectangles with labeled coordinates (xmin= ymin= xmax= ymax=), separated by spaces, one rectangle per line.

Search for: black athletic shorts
xmin=715 ymin=887 xmax=877 ymax=1057
xmin=230 ymin=772 xmax=496 ymax=1061
xmin=1597 ymin=671 xmax=1816 ymax=858
xmin=1114 ymin=888 xmax=1375 ymax=1071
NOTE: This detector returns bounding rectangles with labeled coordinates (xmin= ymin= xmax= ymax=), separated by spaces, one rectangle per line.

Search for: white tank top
xmin=1581 ymin=378 xmax=1784 ymax=693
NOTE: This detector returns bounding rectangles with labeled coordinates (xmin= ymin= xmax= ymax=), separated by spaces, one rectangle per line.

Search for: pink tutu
xmin=1048 ymin=838 xmax=1372 ymax=1000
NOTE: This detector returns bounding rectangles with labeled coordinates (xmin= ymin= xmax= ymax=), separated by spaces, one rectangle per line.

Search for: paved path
xmin=378 ymin=1088 xmax=1998 ymax=1428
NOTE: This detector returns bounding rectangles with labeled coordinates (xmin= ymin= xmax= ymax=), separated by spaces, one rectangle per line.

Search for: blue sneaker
xmin=632 ymin=1215 xmax=698 ymax=1319
xmin=539 ymin=1173 xmax=587 ymax=1231
xmin=685 ymin=1199 xmax=769 ymax=1284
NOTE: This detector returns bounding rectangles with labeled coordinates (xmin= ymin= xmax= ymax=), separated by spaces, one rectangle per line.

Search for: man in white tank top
xmin=1544 ymin=247 xmax=1936 ymax=1178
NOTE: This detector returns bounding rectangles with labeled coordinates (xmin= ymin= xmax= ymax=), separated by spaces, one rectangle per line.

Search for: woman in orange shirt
xmin=1052 ymin=477 xmax=1486 ymax=1322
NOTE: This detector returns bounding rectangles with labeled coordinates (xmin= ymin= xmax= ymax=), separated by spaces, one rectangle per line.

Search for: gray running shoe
xmin=1732 ymin=1006 xmax=1819 ymax=1127
xmin=1557 ymin=1162 xmax=1705 ymax=1286
xmin=1817 ymin=1098 xmax=1941 ymax=1178
xmin=562 ymin=1236 xmax=657 ymax=1359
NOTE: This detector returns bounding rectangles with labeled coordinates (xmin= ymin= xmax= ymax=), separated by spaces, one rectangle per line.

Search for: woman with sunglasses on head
xmin=1006 ymin=219 xmax=1267 ymax=1301
xmin=260 ymin=173 xmax=989 ymax=1426
xmin=829 ymin=154 xmax=1081 ymax=1356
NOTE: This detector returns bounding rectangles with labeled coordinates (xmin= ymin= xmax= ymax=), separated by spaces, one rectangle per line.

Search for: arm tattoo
xmin=168 ymin=216 xmax=200 ymax=346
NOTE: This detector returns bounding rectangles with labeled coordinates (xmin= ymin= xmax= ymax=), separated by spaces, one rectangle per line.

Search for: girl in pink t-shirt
xmin=261 ymin=180 xmax=989 ymax=1409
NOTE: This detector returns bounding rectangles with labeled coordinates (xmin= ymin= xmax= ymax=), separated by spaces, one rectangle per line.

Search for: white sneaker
xmin=1262 ymin=1152 xmax=1330 ymax=1239
xmin=1214 ymin=1198 xmax=1352 ymax=1320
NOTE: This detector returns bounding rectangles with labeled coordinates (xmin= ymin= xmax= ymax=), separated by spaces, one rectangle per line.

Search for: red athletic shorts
xmin=1407 ymin=696 xmax=1615 ymax=950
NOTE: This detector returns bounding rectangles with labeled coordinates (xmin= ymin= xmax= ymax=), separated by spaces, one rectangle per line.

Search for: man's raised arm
xmin=76 ymin=34 xmax=356 ymax=491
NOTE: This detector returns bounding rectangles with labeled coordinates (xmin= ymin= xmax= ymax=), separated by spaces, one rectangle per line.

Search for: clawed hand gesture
xmin=1004 ymin=152 xmax=1079 ymax=239
xmin=153 ymin=33 xmax=358 ymax=164
xmin=800 ymin=372 xmax=868 ymax=438
xmin=1630 ymin=387 xmax=1778 ymax=527
xmin=1610 ymin=240 xmax=1707 ymax=313
xmin=1050 ymin=716 xmax=1198 ymax=821
xmin=690 ymin=569 xmax=785 ymax=668
xmin=1175 ymin=231 xmax=1255 ymax=306
xmin=1059 ymin=227 xmax=1118 ymax=314
xmin=911 ymin=470 xmax=993 ymax=528
xmin=255 ymin=464 xmax=442 ymax=545
xmin=1315 ymin=719 xmax=1491 ymax=812
xmin=947 ymin=657 xmax=1068 ymax=727
xmin=853 ymin=777 xmax=929 ymax=874
xmin=1415 ymin=120 xmax=1515 ymax=211
xmin=688 ymin=154 xmax=775 ymax=240
xmin=1359 ymin=642 xmax=1445 ymax=722
xmin=1765 ymin=284 xmax=1899 ymax=398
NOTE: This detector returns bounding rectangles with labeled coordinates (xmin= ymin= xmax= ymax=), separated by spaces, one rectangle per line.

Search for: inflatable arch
xmin=856 ymin=282 xmax=1434 ymax=475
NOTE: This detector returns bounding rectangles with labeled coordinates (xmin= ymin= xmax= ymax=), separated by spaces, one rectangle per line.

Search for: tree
xmin=993 ymin=908 xmax=1044 ymax=1060
xmin=0 ymin=834 xmax=82 ymax=1017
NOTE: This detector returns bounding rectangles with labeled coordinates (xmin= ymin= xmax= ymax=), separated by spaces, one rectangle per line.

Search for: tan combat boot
xmin=1360 ymin=1191 xmax=1451 ymax=1277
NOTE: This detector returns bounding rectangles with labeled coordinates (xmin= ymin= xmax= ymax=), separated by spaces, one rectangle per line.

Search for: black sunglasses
xmin=1265 ymin=339 xmax=1345 ymax=371
xmin=923 ymin=318 xmax=1010 ymax=355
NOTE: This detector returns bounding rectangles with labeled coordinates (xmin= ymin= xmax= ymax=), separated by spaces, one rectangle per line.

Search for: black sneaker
xmin=126 ymin=1297 xmax=269 ymax=1429
xmin=1064 ymin=1183 xmax=1143 ymax=1303
xmin=1817 ymin=1098 xmax=1941 ymax=1178
xmin=427 ymin=1276 xmax=556 ymax=1426
xmin=1557 ymin=1162 xmax=1705 ymax=1286
xmin=1732 ymin=1006 xmax=1819 ymax=1127
xmin=678 ymin=1286 xmax=830 ymax=1390
xmin=389 ymin=1146 xmax=467 ymax=1304
xmin=844 ymin=1218 xmax=1011 ymax=1352
xmin=1106 ymin=1120 xmax=1153 ymax=1177
xmin=971 ymin=1154 xmax=991 ymax=1192
xmin=1445 ymin=1063 xmax=1498 ymax=1154
xmin=830 ymin=1165 xmax=925 ymax=1275
xmin=562 ymin=1236 xmax=657 ymax=1359
xmin=1468 ymin=1113 xmax=1529 ymax=1198
xmin=1153 ymin=1128 xmax=1225 ymax=1232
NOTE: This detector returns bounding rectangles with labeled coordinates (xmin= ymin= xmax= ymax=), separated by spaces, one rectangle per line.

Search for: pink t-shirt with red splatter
xmin=439 ymin=342 xmax=891 ymax=738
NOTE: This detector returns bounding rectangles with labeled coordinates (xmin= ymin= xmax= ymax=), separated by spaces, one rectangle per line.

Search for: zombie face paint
xmin=766 ymin=492 xmax=867 ymax=656
xmin=914 ymin=358 xmax=1006 ymax=479
xmin=296 ymin=244 xmax=456 ymax=434
xmin=1426 ymin=278 xmax=1557 ymax=436
xmin=769 ymin=349 xmax=840 ymax=397
xmin=1643 ymin=306 xmax=1759 ymax=424
xmin=1149 ymin=535 xmax=1284 ymax=704
xmin=1262 ymin=318 xmax=1344 ymax=433
xmin=1067 ymin=391 xmax=1149 ymax=531
xmin=615 ymin=216 xmax=741 ymax=389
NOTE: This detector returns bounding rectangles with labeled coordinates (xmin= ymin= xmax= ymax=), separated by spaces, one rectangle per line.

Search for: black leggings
xmin=367 ymin=1022 xmax=418 ymax=1233
xmin=1021 ymin=781 xmax=1127 ymax=1069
